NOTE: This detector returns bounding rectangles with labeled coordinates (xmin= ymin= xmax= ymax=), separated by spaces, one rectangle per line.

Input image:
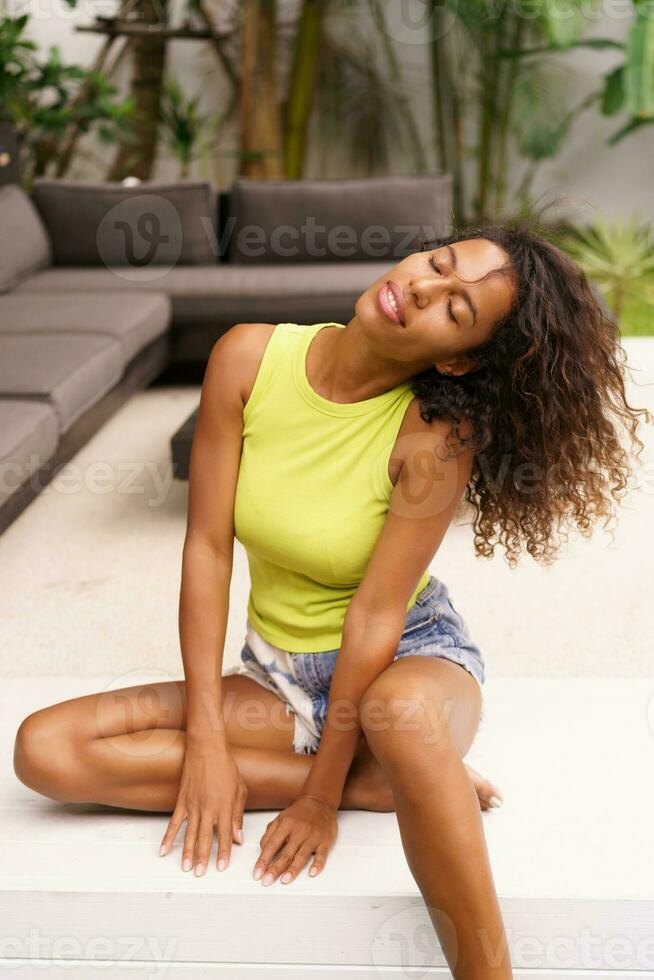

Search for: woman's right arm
xmin=159 ymin=322 xmax=274 ymax=877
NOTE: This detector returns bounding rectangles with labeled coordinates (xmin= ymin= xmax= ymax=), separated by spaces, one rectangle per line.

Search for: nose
xmin=408 ymin=270 xmax=450 ymax=309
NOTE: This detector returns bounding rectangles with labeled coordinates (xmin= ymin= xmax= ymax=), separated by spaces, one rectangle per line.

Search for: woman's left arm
xmin=252 ymin=413 xmax=475 ymax=885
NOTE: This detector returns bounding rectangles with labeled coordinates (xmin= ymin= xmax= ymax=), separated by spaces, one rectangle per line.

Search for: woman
xmin=14 ymin=218 xmax=650 ymax=979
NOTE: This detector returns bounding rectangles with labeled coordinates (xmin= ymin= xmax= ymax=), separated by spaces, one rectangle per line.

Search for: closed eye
xmin=429 ymin=255 xmax=458 ymax=324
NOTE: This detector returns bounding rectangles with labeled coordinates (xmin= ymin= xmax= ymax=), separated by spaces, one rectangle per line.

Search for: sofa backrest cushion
xmin=0 ymin=184 xmax=51 ymax=292
xmin=31 ymin=179 xmax=218 ymax=267
xmin=226 ymin=173 xmax=452 ymax=264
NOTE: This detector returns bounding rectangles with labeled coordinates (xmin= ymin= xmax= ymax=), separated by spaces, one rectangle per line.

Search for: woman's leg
xmin=359 ymin=656 xmax=512 ymax=980
xmin=12 ymin=676 xmax=389 ymax=812
xmin=13 ymin=673 xmax=500 ymax=814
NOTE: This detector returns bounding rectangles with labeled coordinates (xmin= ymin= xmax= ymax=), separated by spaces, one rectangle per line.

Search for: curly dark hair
xmin=411 ymin=214 xmax=653 ymax=567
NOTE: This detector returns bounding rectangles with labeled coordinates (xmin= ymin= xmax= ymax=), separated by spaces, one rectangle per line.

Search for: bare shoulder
xmin=389 ymin=396 xmax=475 ymax=486
xmin=204 ymin=322 xmax=277 ymax=410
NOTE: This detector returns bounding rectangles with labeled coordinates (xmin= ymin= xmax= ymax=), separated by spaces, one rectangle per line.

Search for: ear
xmin=435 ymin=355 xmax=481 ymax=377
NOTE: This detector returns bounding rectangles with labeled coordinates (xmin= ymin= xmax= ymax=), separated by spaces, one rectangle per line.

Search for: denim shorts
xmin=223 ymin=575 xmax=485 ymax=754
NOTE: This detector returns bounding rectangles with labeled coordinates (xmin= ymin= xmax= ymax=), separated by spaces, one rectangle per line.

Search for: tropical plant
xmin=424 ymin=0 xmax=595 ymax=221
xmin=0 ymin=15 xmax=134 ymax=186
xmin=0 ymin=14 xmax=36 ymax=114
xmin=555 ymin=216 xmax=654 ymax=324
xmin=402 ymin=0 xmax=654 ymax=222
xmin=504 ymin=9 xmax=654 ymax=145
xmin=159 ymin=75 xmax=222 ymax=177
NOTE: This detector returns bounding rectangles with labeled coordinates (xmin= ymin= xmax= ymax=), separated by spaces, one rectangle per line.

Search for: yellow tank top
xmin=234 ymin=321 xmax=431 ymax=652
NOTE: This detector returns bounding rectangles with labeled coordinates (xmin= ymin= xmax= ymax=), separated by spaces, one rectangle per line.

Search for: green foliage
xmin=566 ymin=1 xmax=654 ymax=141
xmin=0 ymin=15 xmax=36 ymax=110
xmin=601 ymin=65 xmax=625 ymax=116
xmin=621 ymin=294 xmax=654 ymax=335
xmin=0 ymin=14 xmax=135 ymax=181
xmin=159 ymin=75 xmax=221 ymax=177
xmin=511 ymin=67 xmax=572 ymax=160
xmin=555 ymin=216 xmax=654 ymax=325
xmin=540 ymin=0 xmax=585 ymax=49
xmin=625 ymin=3 xmax=654 ymax=118
xmin=313 ymin=29 xmax=408 ymax=174
xmin=438 ymin=0 xmax=654 ymax=219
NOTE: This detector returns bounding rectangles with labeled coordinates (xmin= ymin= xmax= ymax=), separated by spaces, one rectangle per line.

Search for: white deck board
xmin=2 ymin=675 xmax=653 ymax=974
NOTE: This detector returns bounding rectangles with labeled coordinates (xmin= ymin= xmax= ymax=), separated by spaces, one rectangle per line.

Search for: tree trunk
xmin=239 ymin=0 xmax=283 ymax=178
xmin=55 ymin=0 xmax=133 ymax=180
xmin=107 ymin=0 xmax=169 ymax=182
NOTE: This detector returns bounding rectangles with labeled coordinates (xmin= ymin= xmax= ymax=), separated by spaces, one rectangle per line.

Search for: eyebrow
xmin=446 ymin=244 xmax=478 ymax=327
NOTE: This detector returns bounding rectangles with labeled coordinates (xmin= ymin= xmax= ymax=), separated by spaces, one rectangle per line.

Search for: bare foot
xmin=465 ymin=763 xmax=504 ymax=811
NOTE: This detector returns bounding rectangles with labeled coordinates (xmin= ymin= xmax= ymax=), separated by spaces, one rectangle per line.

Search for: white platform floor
xmin=2 ymin=675 xmax=654 ymax=975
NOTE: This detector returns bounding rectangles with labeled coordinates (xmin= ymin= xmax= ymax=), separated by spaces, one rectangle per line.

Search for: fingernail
xmin=194 ymin=864 xmax=205 ymax=877
xmin=217 ymin=858 xmax=226 ymax=871
xmin=489 ymin=795 xmax=503 ymax=808
xmin=182 ymin=857 xmax=192 ymax=871
xmin=159 ymin=844 xmax=167 ymax=856
xmin=262 ymin=873 xmax=273 ymax=886
xmin=309 ymin=867 xmax=317 ymax=876
xmin=253 ymin=867 xmax=262 ymax=881
xmin=236 ymin=829 xmax=243 ymax=844
xmin=281 ymin=873 xmax=291 ymax=883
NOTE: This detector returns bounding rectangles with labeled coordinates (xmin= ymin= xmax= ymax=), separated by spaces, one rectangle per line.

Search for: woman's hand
xmin=159 ymin=738 xmax=248 ymax=876
xmin=253 ymin=794 xmax=338 ymax=886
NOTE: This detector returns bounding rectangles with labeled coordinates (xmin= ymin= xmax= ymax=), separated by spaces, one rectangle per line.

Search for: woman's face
xmin=356 ymin=237 xmax=517 ymax=375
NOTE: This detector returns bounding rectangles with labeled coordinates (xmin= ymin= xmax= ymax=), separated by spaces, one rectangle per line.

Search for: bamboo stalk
xmin=449 ymin=64 xmax=465 ymax=226
xmin=475 ymin=15 xmax=502 ymax=221
xmin=437 ymin=12 xmax=465 ymax=225
xmin=429 ymin=0 xmax=449 ymax=174
xmin=283 ymin=0 xmax=326 ymax=179
xmin=492 ymin=12 xmax=523 ymax=216
xmin=370 ymin=0 xmax=427 ymax=172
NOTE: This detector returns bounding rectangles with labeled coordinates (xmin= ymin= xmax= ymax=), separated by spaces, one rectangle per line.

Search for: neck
xmin=307 ymin=319 xmax=428 ymax=403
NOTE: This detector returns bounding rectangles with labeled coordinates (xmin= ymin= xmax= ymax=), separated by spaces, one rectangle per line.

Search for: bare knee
xmin=14 ymin=708 xmax=85 ymax=803
xmin=359 ymin=669 xmax=454 ymax=758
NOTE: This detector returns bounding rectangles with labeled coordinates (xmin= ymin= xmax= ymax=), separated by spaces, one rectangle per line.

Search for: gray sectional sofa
xmin=0 ymin=172 xmax=452 ymax=530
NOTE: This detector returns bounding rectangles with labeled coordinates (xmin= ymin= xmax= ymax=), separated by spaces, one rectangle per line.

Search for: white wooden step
xmin=1 ymin=676 xmax=653 ymax=977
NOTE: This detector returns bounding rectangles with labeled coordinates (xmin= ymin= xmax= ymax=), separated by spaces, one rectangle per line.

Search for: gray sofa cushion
xmin=16 ymin=261 xmax=392 ymax=324
xmin=0 ymin=291 xmax=171 ymax=362
xmin=31 ymin=179 xmax=218 ymax=267
xmin=0 ymin=334 xmax=124 ymax=433
xmin=226 ymin=174 xmax=452 ymax=264
xmin=0 ymin=399 xmax=59 ymax=507
xmin=0 ymin=185 xmax=51 ymax=293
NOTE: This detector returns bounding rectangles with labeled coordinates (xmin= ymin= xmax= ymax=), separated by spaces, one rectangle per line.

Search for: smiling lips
xmin=377 ymin=280 xmax=406 ymax=327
